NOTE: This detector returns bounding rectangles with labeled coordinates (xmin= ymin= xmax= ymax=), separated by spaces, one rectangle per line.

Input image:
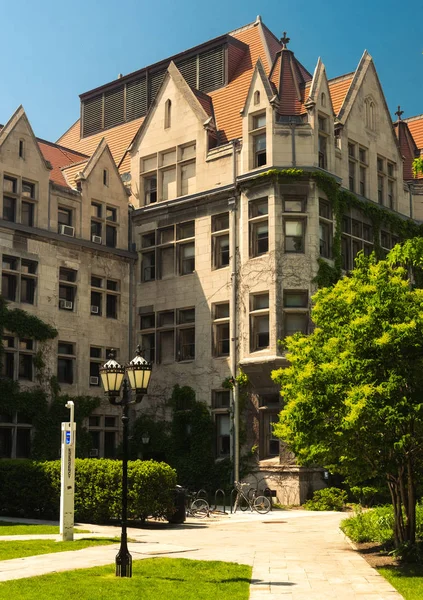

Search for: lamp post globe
xmin=99 ymin=346 xmax=152 ymax=578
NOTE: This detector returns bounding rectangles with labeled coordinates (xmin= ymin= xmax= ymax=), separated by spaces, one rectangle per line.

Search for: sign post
xmin=60 ymin=401 xmax=76 ymax=541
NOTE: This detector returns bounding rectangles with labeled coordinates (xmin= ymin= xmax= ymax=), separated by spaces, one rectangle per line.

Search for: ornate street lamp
xmin=100 ymin=346 xmax=152 ymax=577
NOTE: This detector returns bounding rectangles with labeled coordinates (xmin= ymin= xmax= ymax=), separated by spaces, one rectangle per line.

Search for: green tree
xmin=272 ymin=248 xmax=423 ymax=548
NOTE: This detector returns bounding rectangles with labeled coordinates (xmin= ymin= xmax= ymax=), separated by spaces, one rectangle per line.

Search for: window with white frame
xmin=250 ymin=113 xmax=266 ymax=168
xmin=3 ymin=174 xmax=36 ymax=226
xmin=250 ymin=293 xmax=269 ymax=351
xmin=140 ymin=143 xmax=196 ymax=204
xmin=283 ymin=291 xmax=309 ymax=337
xmin=212 ymin=302 xmax=230 ymax=357
xmin=58 ymin=267 xmax=77 ymax=311
xmin=57 ymin=341 xmax=75 ymax=384
xmin=249 ymin=198 xmax=268 ymax=257
xmin=90 ymin=276 xmax=120 ymax=319
xmin=1 ymin=335 xmax=35 ymax=381
xmin=1 ymin=255 xmax=37 ymax=304
xmin=211 ymin=213 xmax=229 ymax=269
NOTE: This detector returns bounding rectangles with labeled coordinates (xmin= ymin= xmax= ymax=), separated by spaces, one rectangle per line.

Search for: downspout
xmin=229 ymin=139 xmax=240 ymax=484
xmin=409 ymin=183 xmax=413 ymax=219
xmin=128 ymin=205 xmax=135 ymax=359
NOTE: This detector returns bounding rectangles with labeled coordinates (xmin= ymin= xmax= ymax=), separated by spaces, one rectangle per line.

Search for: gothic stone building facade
xmin=1 ymin=16 xmax=423 ymax=502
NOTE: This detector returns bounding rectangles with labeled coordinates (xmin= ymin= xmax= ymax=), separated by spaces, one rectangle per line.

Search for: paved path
xmin=0 ymin=511 xmax=403 ymax=599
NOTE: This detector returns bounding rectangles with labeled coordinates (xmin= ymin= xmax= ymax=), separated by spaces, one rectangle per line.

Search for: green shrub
xmin=0 ymin=459 xmax=176 ymax=523
xmin=303 ymin=487 xmax=347 ymax=511
xmin=341 ymin=505 xmax=396 ymax=544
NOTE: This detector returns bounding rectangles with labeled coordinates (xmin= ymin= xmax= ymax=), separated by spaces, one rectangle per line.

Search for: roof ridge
xmin=61 ymin=158 xmax=90 ymax=172
xmin=404 ymin=114 xmax=423 ymax=123
xmin=328 ymin=71 xmax=355 ymax=84
xmin=228 ymin=20 xmax=257 ymax=36
xmin=37 ymin=137 xmax=89 ymax=158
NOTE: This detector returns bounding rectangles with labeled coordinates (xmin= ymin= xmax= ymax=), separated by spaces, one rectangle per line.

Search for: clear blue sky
xmin=2 ymin=0 xmax=421 ymax=142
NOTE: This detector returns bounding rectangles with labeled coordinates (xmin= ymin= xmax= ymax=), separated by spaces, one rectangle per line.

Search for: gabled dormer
xmin=129 ymin=61 xmax=217 ymax=207
xmin=0 ymin=106 xmax=51 ymax=230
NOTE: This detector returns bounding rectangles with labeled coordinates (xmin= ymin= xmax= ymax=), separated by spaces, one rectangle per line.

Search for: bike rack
xmin=230 ymin=488 xmax=237 ymax=513
xmin=197 ymin=488 xmax=208 ymax=502
xmin=212 ymin=488 xmax=227 ymax=514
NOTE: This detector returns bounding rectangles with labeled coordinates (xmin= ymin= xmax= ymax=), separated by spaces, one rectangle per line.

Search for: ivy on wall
xmin=248 ymin=169 xmax=423 ymax=288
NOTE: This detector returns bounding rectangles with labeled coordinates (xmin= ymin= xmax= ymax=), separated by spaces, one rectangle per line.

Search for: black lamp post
xmin=100 ymin=346 xmax=152 ymax=577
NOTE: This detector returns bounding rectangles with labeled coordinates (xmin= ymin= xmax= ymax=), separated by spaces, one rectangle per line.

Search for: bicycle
xmin=233 ymin=482 xmax=271 ymax=514
xmin=185 ymin=491 xmax=210 ymax=518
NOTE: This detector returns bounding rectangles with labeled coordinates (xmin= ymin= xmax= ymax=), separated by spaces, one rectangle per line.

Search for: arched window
xmin=254 ymin=91 xmax=260 ymax=106
xmin=165 ymin=99 xmax=172 ymax=129
xmin=365 ymin=97 xmax=376 ymax=131
xmin=321 ymin=92 xmax=326 ymax=108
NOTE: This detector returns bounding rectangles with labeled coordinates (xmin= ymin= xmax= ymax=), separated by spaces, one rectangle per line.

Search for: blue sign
xmin=66 ymin=431 xmax=71 ymax=445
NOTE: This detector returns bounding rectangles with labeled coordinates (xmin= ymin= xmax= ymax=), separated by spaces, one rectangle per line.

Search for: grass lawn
xmin=0 ymin=557 xmax=251 ymax=599
xmin=379 ymin=565 xmax=423 ymax=600
xmin=0 ymin=522 xmax=88 ymax=535
xmin=0 ymin=538 xmax=118 ymax=561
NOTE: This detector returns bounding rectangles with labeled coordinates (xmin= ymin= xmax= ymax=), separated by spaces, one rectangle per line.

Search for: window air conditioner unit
xmin=89 ymin=448 xmax=99 ymax=457
xmin=92 ymin=235 xmax=102 ymax=244
xmin=89 ymin=376 xmax=99 ymax=385
xmin=91 ymin=305 xmax=100 ymax=314
xmin=59 ymin=224 xmax=75 ymax=237
xmin=59 ymin=299 xmax=73 ymax=310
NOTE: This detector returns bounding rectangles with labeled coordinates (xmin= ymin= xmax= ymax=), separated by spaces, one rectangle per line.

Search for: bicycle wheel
xmin=191 ymin=498 xmax=209 ymax=518
xmin=253 ymin=495 xmax=271 ymax=514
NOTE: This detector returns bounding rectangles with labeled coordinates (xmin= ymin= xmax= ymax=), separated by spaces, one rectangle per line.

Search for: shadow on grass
xmin=251 ymin=579 xmax=295 ymax=586
xmin=379 ymin=564 xmax=423 ymax=578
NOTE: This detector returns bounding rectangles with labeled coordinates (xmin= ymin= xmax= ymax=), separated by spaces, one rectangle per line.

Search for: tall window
xmin=89 ymin=414 xmax=118 ymax=458
xmin=377 ymin=157 xmax=396 ymax=208
xmin=211 ymin=213 xmax=229 ymax=269
xmin=250 ymin=113 xmax=266 ymax=168
xmin=140 ymin=221 xmax=195 ymax=280
xmin=283 ymin=291 xmax=309 ymax=337
xmin=348 ymin=142 xmax=367 ymax=196
xmin=57 ymin=342 xmax=75 ymax=384
xmin=90 ymin=202 xmax=118 ymax=247
xmin=249 ymin=198 xmax=268 ymax=257
xmin=1 ymin=336 xmax=35 ymax=381
xmin=212 ymin=390 xmax=231 ymax=458
xmin=139 ymin=310 xmax=155 ymax=362
xmin=140 ymin=142 xmax=196 ymax=204
xmin=250 ymin=293 xmax=269 ymax=352
xmin=0 ymin=411 xmax=32 ymax=458
xmin=341 ymin=210 xmax=374 ymax=270
xmin=59 ymin=267 xmax=77 ymax=311
xmin=318 ymin=115 xmax=328 ymax=169
xmin=283 ymin=196 xmax=306 ymax=253
xmin=1 ymin=255 xmax=37 ymax=304
xmin=212 ymin=302 xmax=230 ymax=357
xmin=164 ymin=99 xmax=171 ymax=129
xmin=319 ymin=199 xmax=332 ymax=259
xmin=3 ymin=175 xmax=36 ymax=225
xmin=154 ymin=307 xmax=195 ymax=363
xmin=90 ymin=276 xmax=120 ymax=319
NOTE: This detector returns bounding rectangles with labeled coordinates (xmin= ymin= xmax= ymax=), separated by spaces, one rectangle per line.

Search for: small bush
xmin=0 ymin=459 xmax=176 ymax=523
xmin=303 ymin=487 xmax=347 ymax=511
xmin=340 ymin=505 xmax=394 ymax=544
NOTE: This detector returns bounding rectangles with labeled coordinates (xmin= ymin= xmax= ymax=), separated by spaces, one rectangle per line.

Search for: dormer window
xmin=164 ymin=99 xmax=172 ymax=129
xmin=250 ymin=113 xmax=266 ymax=169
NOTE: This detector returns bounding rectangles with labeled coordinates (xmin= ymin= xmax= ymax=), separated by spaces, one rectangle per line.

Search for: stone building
xmin=2 ymin=16 xmax=423 ymax=501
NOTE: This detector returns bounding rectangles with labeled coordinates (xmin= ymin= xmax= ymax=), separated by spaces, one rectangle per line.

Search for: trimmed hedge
xmin=0 ymin=459 xmax=177 ymax=523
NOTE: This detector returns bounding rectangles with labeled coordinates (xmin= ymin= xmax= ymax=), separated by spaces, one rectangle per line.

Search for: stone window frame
xmin=90 ymin=275 xmax=120 ymax=319
xmin=282 ymin=290 xmax=309 ymax=338
xmin=89 ymin=346 xmax=117 ymax=387
xmin=319 ymin=198 xmax=333 ymax=259
xmin=248 ymin=197 xmax=269 ymax=258
xmin=0 ymin=410 xmax=32 ymax=459
xmin=88 ymin=413 xmax=119 ymax=458
xmin=1 ymin=253 xmax=38 ymax=305
xmin=90 ymin=200 xmax=119 ymax=248
xmin=211 ymin=389 xmax=231 ymax=458
xmin=57 ymin=341 xmax=76 ymax=385
xmin=2 ymin=173 xmax=37 ymax=226
xmin=249 ymin=292 xmax=270 ymax=352
xmin=211 ymin=212 xmax=230 ymax=270
xmin=1 ymin=334 xmax=36 ymax=382
xmin=249 ymin=112 xmax=266 ymax=169
xmin=212 ymin=302 xmax=230 ymax=358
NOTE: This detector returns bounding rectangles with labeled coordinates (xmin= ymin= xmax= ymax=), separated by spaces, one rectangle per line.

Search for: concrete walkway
xmin=0 ymin=511 xmax=403 ymax=599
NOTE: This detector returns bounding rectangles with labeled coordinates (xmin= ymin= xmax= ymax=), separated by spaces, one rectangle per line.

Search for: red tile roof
xmin=328 ymin=74 xmax=354 ymax=116
xmin=37 ymin=139 xmax=88 ymax=188
xmin=405 ymin=115 xmax=423 ymax=149
xmin=269 ymin=50 xmax=311 ymax=116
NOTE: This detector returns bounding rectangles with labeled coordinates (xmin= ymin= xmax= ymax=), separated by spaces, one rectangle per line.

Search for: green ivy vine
xmin=247 ymin=168 xmax=423 ymax=287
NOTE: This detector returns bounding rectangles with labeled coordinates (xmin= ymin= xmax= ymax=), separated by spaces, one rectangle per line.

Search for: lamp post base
xmin=115 ymin=545 xmax=132 ymax=577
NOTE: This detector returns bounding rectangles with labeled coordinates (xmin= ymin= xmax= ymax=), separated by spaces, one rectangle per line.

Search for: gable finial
xmin=395 ymin=105 xmax=404 ymax=121
xmin=280 ymin=31 xmax=290 ymax=49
